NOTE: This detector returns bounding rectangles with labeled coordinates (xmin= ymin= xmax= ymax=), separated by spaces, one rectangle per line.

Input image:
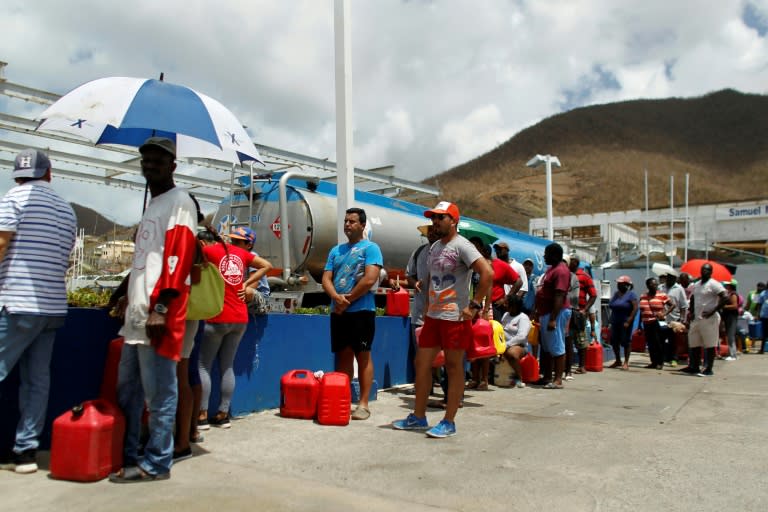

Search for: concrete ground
xmin=2 ymin=351 xmax=767 ymax=512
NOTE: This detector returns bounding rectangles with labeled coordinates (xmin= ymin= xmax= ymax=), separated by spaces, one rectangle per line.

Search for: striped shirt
xmin=638 ymin=292 xmax=670 ymax=324
xmin=0 ymin=181 xmax=77 ymax=316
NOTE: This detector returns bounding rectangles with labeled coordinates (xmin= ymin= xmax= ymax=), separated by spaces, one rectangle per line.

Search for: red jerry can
xmin=466 ymin=318 xmax=496 ymax=361
xmin=317 ymin=372 xmax=351 ymax=426
xmin=631 ymin=330 xmax=646 ymax=353
xmin=520 ymin=353 xmax=540 ymax=383
xmin=719 ymin=339 xmax=729 ymax=357
xmin=99 ymin=337 xmax=124 ymax=406
xmin=280 ymin=370 xmax=320 ymax=419
xmin=432 ymin=350 xmax=446 ymax=368
xmin=49 ymin=399 xmax=125 ymax=482
xmin=600 ymin=326 xmax=611 ymax=344
xmin=585 ymin=341 xmax=604 ymax=372
xmin=385 ymin=277 xmax=410 ymax=317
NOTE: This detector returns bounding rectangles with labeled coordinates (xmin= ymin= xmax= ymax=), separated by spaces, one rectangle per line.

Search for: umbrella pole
xmin=228 ymin=163 xmax=235 ymax=233
xmin=248 ymin=162 xmax=254 ymax=229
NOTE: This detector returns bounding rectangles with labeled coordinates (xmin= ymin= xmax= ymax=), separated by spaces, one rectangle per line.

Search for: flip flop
xmin=543 ymin=382 xmax=563 ymax=389
xmin=109 ymin=466 xmax=170 ymax=484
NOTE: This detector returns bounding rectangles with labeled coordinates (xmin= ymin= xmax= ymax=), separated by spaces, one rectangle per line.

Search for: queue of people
xmin=1 ymin=144 xmax=764 ymax=477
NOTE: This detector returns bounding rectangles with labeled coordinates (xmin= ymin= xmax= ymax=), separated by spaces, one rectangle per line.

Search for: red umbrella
xmin=680 ymin=259 xmax=733 ymax=282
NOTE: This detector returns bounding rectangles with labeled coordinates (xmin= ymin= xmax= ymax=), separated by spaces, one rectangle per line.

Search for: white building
xmin=530 ymin=199 xmax=768 ymax=264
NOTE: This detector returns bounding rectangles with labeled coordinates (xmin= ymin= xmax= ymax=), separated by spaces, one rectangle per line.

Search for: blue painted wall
xmin=0 ymin=309 xmax=412 ymax=450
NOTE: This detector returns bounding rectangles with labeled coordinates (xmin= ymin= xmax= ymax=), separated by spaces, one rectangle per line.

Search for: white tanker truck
xmin=214 ymin=171 xmax=552 ymax=311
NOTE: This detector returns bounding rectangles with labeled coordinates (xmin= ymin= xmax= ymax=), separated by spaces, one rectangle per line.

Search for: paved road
xmin=3 ymin=352 xmax=767 ymax=511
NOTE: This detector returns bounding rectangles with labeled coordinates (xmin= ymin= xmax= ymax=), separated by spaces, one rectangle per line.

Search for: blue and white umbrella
xmin=37 ymin=77 xmax=262 ymax=165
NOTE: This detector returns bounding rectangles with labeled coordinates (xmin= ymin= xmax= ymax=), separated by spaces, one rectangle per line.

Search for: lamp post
xmin=526 ymin=154 xmax=561 ymax=241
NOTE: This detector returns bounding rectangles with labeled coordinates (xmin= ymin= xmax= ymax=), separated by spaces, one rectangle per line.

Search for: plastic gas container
xmin=280 ymin=370 xmax=320 ymax=419
xmin=50 ymin=399 xmax=125 ymax=482
xmin=99 ymin=337 xmax=124 ymax=406
xmin=631 ymin=330 xmax=646 ymax=353
xmin=519 ymin=353 xmax=540 ymax=383
xmin=719 ymin=338 xmax=729 ymax=357
xmin=317 ymin=372 xmax=351 ymax=426
xmin=585 ymin=341 xmax=603 ymax=372
xmin=467 ymin=318 xmax=496 ymax=361
xmin=385 ymin=277 xmax=410 ymax=317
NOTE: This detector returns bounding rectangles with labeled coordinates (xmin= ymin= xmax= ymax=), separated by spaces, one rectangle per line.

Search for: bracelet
xmin=469 ymin=300 xmax=483 ymax=310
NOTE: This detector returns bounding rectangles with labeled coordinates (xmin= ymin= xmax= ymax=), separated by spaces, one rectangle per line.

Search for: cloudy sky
xmin=2 ymin=0 xmax=768 ymax=225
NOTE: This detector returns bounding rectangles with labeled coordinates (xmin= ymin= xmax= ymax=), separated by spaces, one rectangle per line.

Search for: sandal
xmin=351 ymin=406 xmax=370 ymax=420
xmin=475 ymin=381 xmax=489 ymax=391
xmin=109 ymin=466 xmax=170 ymax=484
xmin=465 ymin=380 xmax=479 ymax=390
xmin=543 ymin=382 xmax=563 ymax=389
xmin=574 ymin=367 xmax=587 ymax=374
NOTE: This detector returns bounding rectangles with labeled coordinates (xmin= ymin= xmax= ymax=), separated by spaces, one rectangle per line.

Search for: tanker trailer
xmin=214 ymin=171 xmax=551 ymax=309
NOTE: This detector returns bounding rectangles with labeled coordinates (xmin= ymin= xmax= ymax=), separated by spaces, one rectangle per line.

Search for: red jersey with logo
xmin=120 ymin=187 xmax=196 ymax=361
xmin=203 ymin=243 xmax=254 ymax=324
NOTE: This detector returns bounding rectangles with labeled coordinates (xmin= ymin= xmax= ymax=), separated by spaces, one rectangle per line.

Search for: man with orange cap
xmin=392 ymin=201 xmax=492 ymax=438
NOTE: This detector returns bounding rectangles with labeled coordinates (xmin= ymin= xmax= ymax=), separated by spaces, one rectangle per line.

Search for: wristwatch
xmin=469 ymin=300 xmax=483 ymax=310
xmin=153 ymin=303 xmax=169 ymax=315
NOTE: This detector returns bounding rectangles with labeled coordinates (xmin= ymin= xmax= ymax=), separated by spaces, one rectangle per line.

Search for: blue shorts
xmin=540 ymin=309 xmax=571 ymax=357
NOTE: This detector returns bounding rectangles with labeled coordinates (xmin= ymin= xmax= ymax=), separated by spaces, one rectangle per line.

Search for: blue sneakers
xmin=426 ymin=419 xmax=456 ymax=438
xmin=391 ymin=413 xmax=429 ymax=431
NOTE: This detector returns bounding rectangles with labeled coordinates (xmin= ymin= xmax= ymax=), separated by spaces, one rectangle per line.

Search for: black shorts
xmin=330 ymin=310 xmax=376 ymax=353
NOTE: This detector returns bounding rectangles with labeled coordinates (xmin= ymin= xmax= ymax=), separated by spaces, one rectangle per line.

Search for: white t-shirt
xmin=692 ymin=278 xmax=726 ymax=320
xmin=504 ymin=258 xmax=528 ymax=295
xmin=426 ymin=235 xmax=482 ymax=321
xmin=501 ymin=311 xmax=531 ymax=347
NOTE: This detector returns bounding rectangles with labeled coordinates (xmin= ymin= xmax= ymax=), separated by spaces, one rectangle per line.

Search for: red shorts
xmin=418 ymin=316 xmax=473 ymax=351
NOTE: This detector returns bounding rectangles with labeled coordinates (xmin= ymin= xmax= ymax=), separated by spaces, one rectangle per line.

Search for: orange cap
xmin=424 ymin=201 xmax=460 ymax=221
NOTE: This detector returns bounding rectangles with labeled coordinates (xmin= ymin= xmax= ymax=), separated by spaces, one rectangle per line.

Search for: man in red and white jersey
xmin=110 ymin=137 xmax=197 ymax=483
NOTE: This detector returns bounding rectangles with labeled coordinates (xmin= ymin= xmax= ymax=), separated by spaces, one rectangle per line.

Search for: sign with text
xmin=715 ymin=204 xmax=768 ymax=221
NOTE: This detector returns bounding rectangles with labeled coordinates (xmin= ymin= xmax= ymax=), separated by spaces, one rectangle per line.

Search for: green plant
xmin=67 ymin=288 xmax=113 ymax=308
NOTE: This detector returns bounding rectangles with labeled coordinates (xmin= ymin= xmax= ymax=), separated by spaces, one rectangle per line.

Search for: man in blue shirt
xmin=322 ymin=208 xmax=383 ymax=421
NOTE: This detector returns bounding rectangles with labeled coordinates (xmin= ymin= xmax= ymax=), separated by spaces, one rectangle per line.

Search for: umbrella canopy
xmin=651 ymin=262 xmax=678 ymax=277
xmin=680 ymin=259 xmax=733 ymax=282
xmin=37 ymin=77 xmax=262 ymax=164
xmin=457 ymin=219 xmax=499 ymax=246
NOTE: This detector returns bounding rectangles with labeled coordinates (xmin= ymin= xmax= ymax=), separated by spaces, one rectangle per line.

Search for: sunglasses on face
xmin=432 ymin=214 xmax=450 ymax=221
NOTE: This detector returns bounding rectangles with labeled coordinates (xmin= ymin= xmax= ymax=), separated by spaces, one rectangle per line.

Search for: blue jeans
xmin=116 ymin=344 xmax=178 ymax=475
xmin=0 ymin=310 xmax=64 ymax=453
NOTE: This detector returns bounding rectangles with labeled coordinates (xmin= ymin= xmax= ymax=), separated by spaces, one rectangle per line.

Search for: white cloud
xmin=438 ymin=105 xmax=516 ymax=168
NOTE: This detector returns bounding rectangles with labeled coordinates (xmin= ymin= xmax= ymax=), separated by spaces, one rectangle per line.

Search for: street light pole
xmin=526 ymin=154 xmax=561 ymax=241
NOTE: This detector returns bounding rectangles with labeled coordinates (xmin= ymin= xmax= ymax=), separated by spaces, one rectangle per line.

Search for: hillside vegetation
xmin=421 ymin=89 xmax=768 ymax=231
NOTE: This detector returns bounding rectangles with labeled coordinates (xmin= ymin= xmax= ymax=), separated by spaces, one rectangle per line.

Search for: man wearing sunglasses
xmin=392 ymin=201 xmax=492 ymax=438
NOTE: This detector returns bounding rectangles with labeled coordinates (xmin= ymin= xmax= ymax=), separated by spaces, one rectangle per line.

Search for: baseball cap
xmin=523 ymin=258 xmax=534 ymax=264
xmin=424 ymin=201 xmax=460 ymax=221
xmin=13 ymin=149 xmax=51 ymax=179
xmin=493 ymin=241 xmax=509 ymax=250
xmin=229 ymin=226 xmax=255 ymax=244
xmin=139 ymin=137 xmax=176 ymax=158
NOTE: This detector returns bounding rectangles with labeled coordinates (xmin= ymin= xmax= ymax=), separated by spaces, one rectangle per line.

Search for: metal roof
xmin=0 ymin=64 xmax=438 ymax=204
